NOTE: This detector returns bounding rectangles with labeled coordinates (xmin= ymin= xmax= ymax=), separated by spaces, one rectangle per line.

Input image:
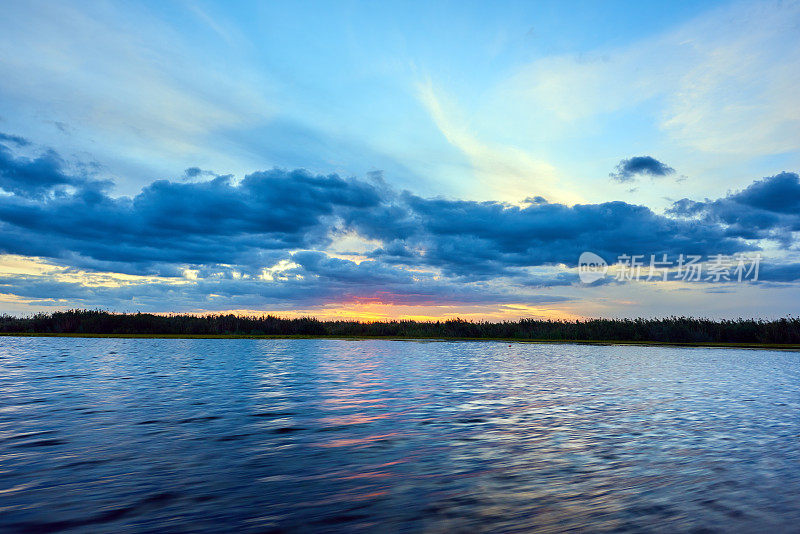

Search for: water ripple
xmin=0 ymin=337 xmax=798 ymax=532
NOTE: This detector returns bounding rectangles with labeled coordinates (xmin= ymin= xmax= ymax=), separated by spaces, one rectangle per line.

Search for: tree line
xmin=0 ymin=310 xmax=798 ymax=344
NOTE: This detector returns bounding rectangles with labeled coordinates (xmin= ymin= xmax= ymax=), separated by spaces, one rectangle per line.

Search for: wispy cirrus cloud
xmin=416 ymin=79 xmax=578 ymax=204
xmin=0 ymin=0 xmax=275 ymax=194
xmin=498 ymin=1 xmax=800 ymax=156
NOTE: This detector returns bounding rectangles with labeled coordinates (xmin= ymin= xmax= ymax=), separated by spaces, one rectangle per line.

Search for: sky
xmin=0 ymin=0 xmax=799 ymax=320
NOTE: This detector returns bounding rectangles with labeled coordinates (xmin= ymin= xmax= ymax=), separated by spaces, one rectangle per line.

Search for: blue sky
xmin=0 ymin=0 xmax=799 ymax=319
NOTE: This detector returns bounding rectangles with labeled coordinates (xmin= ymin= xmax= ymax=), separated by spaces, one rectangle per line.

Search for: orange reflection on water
xmin=337 ymin=471 xmax=392 ymax=480
xmin=321 ymin=398 xmax=390 ymax=410
xmin=317 ymin=432 xmax=400 ymax=448
xmin=319 ymin=412 xmax=392 ymax=426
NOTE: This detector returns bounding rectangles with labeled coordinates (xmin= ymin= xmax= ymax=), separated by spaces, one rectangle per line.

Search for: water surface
xmin=1 ymin=338 xmax=798 ymax=532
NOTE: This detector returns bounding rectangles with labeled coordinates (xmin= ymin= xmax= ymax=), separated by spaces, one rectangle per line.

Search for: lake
xmin=0 ymin=337 xmax=798 ymax=532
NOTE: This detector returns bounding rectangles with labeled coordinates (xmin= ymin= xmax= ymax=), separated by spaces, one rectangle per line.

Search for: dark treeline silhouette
xmin=0 ymin=310 xmax=799 ymax=344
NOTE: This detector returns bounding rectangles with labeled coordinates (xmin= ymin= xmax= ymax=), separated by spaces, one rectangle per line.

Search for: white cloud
xmin=497 ymin=0 xmax=800 ymax=156
xmin=416 ymin=79 xmax=581 ymax=204
xmin=0 ymin=1 xmax=273 ymax=172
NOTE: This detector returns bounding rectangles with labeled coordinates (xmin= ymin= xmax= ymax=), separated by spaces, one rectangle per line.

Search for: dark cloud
xmin=0 ymin=132 xmax=30 ymax=147
xmin=668 ymin=172 xmax=800 ymax=245
xmin=183 ymin=167 xmax=204 ymax=179
xmin=0 ymin=145 xmax=76 ymax=198
xmin=610 ymin=156 xmax=676 ymax=182
xmin=182 ymin=167 xmax=223 ymax=181
xmin=0 ymin=135 xmax=111 ymax=199
xmin=757 ymin=262 xmax=800 ymax=283
xmin=0 ymin=140 xmax=767 ymax=279
xmin=524 ymin=196 xmax=548 ymax=204
xmin=0 ymin=135 xmax=798 ymax=311
xmin=0 ymin=145 xmax=383 ymax=274
xmin=355 ymin=195 xmax=752 ymax=278
xmin=729 ymin=171 xmax=800 ymax=214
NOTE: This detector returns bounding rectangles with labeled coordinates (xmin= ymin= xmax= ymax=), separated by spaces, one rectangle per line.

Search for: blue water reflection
xmin=1 ymin=338 xmax=798 ymax=532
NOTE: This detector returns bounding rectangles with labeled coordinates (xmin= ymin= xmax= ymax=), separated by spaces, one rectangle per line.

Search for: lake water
xmin=0 ymin=337 xmax=798 ymax=533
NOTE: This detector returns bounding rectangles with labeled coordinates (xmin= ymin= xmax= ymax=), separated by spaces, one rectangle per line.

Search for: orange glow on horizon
xmin=192 ymin=301 xmax=586 ymax=322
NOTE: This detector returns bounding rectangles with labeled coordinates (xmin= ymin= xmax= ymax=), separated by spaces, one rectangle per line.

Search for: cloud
xmin=0 ymin=254 xmax=572 ymax=312
xmin=0 ymin=135 xmax=798 ymax=312
xmin=0 ymin=2 xmax=272 ymax=146
xmin=498 ymin=0 xmax=800 ymax=156
xmin=0 ymin=132 xmax=30 ymax=147
xmin=0 ymin=0 xmax=275 ymax=198
xmin=416 ymin=79 xmax=578 ymax=204
xmin=610 ymin=156 xmax=676 ymax=183
xmin=183 ymin=167 xmax=207 ymax=179
xmin=758 ymin=262 xmax=800 ymax=283
xmin=0 ymin=138 xmax=770 ymax=279
xmin=353 ymin=193 xmax=753 ymax=279
xmin=668 ymin=172 xmax=800 ymax=244
xmin=728 ymin=171 xmax=800 ymax=214
xmin=0 ymin=176 xmax=380 ymax=275
xmin=0 ymin=138 xmax=111 ymax=199
xmin=0 ymin=142 xmax=386 ymax=274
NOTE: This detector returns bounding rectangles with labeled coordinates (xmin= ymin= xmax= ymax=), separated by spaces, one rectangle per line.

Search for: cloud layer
xmin=668 ymin=171 xmax=800 ymax=245
xmin=0 ymin=133 xmax=798 ymax=311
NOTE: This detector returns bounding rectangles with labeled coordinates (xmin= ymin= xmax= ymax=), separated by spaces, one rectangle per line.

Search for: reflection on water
xmin=1 ymin=338 xmax=799 ymax=532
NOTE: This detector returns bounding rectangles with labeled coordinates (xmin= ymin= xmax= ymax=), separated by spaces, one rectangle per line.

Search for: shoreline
xmin=1 ymin=332 xmax=798 ymax=350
